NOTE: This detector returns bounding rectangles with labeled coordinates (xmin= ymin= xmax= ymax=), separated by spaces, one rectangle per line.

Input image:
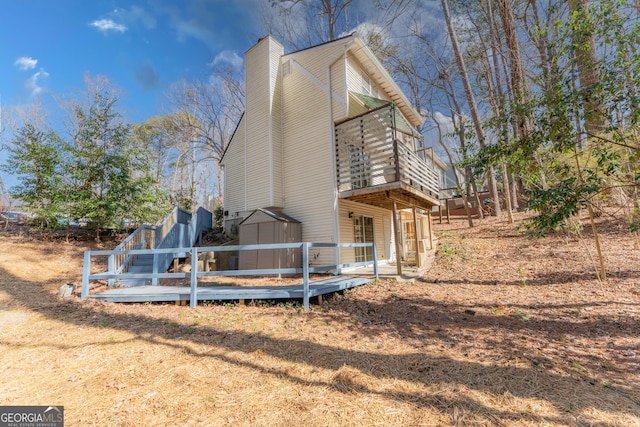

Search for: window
xmin=353 ymin=214 xmax=374 ymax=263
xmin=361 ymin=74 xmax=371 ymax=95
xmin=361 ymin=74 xmax=378 ymax=98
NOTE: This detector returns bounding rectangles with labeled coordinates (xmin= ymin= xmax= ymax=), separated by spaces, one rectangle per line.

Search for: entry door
xmin=353 ymin=215 xmax=374 ymax=263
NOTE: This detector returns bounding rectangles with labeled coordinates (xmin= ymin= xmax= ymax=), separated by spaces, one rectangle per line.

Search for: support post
xmin=81 ymin=251 xmax=91 ymax=299
xmin=152 ymin=252 xmax=158 ymax=286
xmin=446 ymin=200 xmax=451 ymax=224
xmin=412 ymin=208 xmax=420 ymax=268
xmin=302 ymin=242 xmax=310 ymax=311
xmin=190 ymin=247 xmax=198 ymax=308
xmin=392 ymin=201 xmax=403 ymax=276
xmin=107 ymin=254 xmax=115 ymax=287
xmin=372 ymin=243 xmax=379 ymax=280
xmin=428 ymin=211 xmax=434 ymax=250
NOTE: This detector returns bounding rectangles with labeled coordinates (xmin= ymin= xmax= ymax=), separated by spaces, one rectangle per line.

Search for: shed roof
xmin=240 ymin=208 xmax=301 ymax=225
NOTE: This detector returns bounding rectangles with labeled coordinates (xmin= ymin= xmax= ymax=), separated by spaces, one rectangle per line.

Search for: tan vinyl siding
xmin=287 ymin=43 xmax=350 ymax=120
xmin=330 ymin=54 xmax=348 ymax=121
xmin=345 ymin=53 xmax=392 ymax=106
xmin=222 ymin=115 xmax=246 ymax=215
xmin=338 ymin=199 xmax=391 ymax=265
xmin=244 ymin=37 xmax=284 ymax=210
xmin=271 ymin=42 xmax=284 ymax=208
xmin=282 ymin=46 xmax=344 ymax=266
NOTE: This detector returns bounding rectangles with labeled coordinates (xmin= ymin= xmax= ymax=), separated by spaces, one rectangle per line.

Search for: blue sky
xmin=1 ymin=0 xmax=263 ymax=125
xmin=0 ymin=0 xmax=443 ymax=193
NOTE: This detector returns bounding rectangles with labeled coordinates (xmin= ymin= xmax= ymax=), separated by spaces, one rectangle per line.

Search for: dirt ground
xmin=0 ymin=211 xmax=638 ymax=426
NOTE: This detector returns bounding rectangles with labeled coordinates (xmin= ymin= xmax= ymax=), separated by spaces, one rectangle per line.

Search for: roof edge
xmin=219 ymin=111 xmax=245 ymax=164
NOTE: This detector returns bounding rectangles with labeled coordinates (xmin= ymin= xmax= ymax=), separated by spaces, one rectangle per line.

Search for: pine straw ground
xmin=0 ymin=211 xmax=638 ymax=426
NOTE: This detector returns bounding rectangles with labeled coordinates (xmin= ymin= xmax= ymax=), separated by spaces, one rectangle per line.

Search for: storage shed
xmin=238 ymin=209 xmax=302 ymax=270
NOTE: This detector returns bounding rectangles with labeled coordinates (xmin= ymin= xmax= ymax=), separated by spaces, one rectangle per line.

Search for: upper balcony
xmin=335 ymin=104 xmax=440 ymax=211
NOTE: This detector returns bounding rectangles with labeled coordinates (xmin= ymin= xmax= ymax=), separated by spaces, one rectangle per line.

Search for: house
xmin=220 ymin=33 xmax=446 ymax=273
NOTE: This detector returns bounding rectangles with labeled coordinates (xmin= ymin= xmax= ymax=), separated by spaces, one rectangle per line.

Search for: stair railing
xmin=103 ymin=206 xmax=212 ymax=287
xmin=152 ymin=207 xmax=194 ymax=282
xmin=189 ymin=207 xmax=213 ymax=246
xmin=155 ymin=207 xmax=192 ymax=248
xmin=108 ymin=224 xmax=155 ymax=286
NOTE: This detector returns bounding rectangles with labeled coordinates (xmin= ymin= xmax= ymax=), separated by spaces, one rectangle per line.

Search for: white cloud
xmin=211 ymin=51 xmax=243 ymax=72
xmin=173 ymin=18 xmax=214 ymax=46
xmin=14 ymin=57 xmax=38 ymax=70
xmin=113 ymin=6 xmax=156 ymax=30
xmin=344 ymin=22 xmax=388 ymax=40
xmin=26 ymin=69 xmax=49 ymax=96
xmin=90 ymin=19 xmax=127 ymax=33
xmin=433 ymin=111 xmax=455 ymax=132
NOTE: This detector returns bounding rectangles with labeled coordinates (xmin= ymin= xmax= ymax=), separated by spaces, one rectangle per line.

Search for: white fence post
xmin=108 ymin=254 xmax=115 ymax=287
xmin=372 ymin=243 xmax=379 ymax=279
xmin=152 ymin=252 xmax=158 ymax=286
xmin=190 ymin=247 xmax=198 ymax=308
xmin=81 ymin=251 xmax=91 ymax=299
xmin=302 ymin=242 xmax=309 ymax=311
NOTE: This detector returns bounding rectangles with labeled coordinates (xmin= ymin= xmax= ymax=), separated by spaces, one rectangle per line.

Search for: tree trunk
xmin=497 ymin=0 xmax=548 ymax=191
xmin=441 ymin=0 xmax=501 ymax=216
xmin=433 ymin=114 xmax=474 ymax=227
xmin=487 ymin=0 xmax=514 ymax=222
xmin=569 ymin=0 xmax=607 ymax=136
xmin=510 ymin=173 xmax=519 ymax=210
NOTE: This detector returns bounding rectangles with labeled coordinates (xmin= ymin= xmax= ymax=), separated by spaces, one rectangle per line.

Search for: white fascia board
xmin=350 ymin=36 xmax=423 ymax=126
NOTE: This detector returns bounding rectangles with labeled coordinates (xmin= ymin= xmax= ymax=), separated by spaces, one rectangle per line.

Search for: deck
xmin=334 ymin=104 xmax=440 ymax=211
xmin=90 ymin=275 xmax=372 ymax=304
xmin=83 ymin=242 xmax=379 ymax=310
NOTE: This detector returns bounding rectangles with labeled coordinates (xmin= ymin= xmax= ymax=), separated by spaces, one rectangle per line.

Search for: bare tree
xmin=441 ymin=0 xmax=501 ymax=216
xmin=398 ymin=19 xmax=483 ymax=225
xmin=166 ymin=67 xmax=245 ymax=208
xmin=486 ymin=1 xmax=514 ymax=222
xmin=265 ymin=0 xmax=353 ymax=48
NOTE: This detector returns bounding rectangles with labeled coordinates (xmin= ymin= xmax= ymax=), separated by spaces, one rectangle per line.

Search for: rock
xmin=58 ymin=283 xmax=77 ymax=298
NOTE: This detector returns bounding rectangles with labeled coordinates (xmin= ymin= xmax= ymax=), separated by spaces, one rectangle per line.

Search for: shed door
xmin=257 ymin=222 xmax=276 ymax=269
xmin=239 ymin=223 xmax=258 ymax=270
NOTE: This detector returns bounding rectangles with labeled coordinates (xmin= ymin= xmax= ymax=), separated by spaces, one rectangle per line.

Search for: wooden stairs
xmin=112 ymin=207 xmax=212 ymax=287
xmin=118 ymin=254 xmax=155 ymax=286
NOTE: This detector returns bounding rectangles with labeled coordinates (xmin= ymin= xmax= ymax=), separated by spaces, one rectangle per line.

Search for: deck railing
xmin=335 ymin=105 xmax=439 ymax=197
xmin=82 ymin=242 xmax=377 ymax=311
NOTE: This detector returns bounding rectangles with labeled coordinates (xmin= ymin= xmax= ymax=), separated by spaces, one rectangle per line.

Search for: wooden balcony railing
xmin=335 ymin=105 xmax=439 ymax=203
